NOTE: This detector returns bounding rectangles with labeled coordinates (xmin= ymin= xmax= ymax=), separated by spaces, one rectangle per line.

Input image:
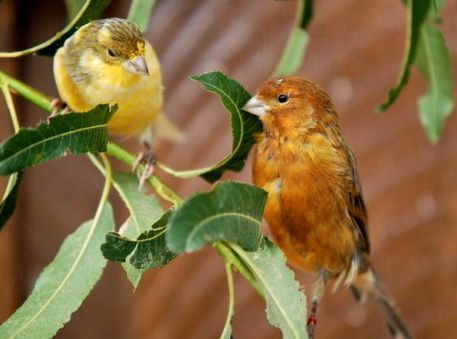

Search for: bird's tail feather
xmin=153 ymin=113 xmax=184 ymax=143
xmin=351 ymin=268 xmax=413 ymax=339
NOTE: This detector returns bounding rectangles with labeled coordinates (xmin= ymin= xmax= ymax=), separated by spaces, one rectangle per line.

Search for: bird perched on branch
xmin=244 ymin=77 xmax=412 ymax=339
xmin=53 ymin=18 xmax=182 ymax=182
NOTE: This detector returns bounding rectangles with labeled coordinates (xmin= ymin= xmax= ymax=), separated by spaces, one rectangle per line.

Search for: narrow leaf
xmin=0 ymin=104 xmax=116 ymax=175
xmin=428 ymin=0 xmax=446 ymax=21
xmin=112 ymin=172 xmax=163 ymax=233
xmin=159 ymin=72 xmax=262 ymax=182
xmin=0 ymin=203 xmax=114 ymax=338
xmin=0 ymin=172 xmax=22 ymax=230
xmin=274 ymin=0 xmax=313 ymax=76
xmin=166 ymin=181 xmax=267 ymax=254
xmin=64 ymin=0 xmax=87 ymax=20
xmin=101 ymin=210 xmax=176 ymax=270
xmin=232 ymin=239 xmax=308 ymax=339
xmin=127 ymin=0 xmax=157 ymax=33
xmin=274 ymin=29 xmax=309 ymax=77
xmin=111 ymin=171 xmax=164 ymax=285
xmin=377 ymin=0 xmax=433 ymax=111
xmin=0 ymin=0 xmax=111 ymax=57
xmin=414 ymin=24 xmax=453 ymax=142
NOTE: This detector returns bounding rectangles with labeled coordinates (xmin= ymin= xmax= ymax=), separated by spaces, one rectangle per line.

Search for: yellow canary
xmin=53 ymin=18 xmax=180 ymax=140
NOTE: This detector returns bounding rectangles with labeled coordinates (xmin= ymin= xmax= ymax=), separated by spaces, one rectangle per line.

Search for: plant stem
xmin=1 ymin=81 xmax=22 ymax=214
xmin=220 ymin=262 xmax=235 ymax=339
xmin=0 ymin=0 xmax=93 ymax=58
xmin=97 ymin=153 xmax=113 ymax=213
xmin=215 ymin=242 xmax=263 ymax=297
xmin=105 ymin=142 xmax=182 ymax=205
xmin=1 ymin=84 xmax=20 ymax=132
xmin=0 ymin=70 xmax=53 ymax=112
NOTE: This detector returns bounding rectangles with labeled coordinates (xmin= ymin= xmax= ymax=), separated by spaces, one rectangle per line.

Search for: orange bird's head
xmin=243 ymin=77 xmax=338 ymax=138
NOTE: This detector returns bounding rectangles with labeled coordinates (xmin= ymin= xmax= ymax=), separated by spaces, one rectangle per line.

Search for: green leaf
xmin=111 ymin=172 xmax=164 ymax=286
xmin=429 ymin=0 xmax=446 ymax=21
xmin=377 ymin=0 xmax=433 ymax=111
xmin=0 ymin=0 xmax=111 ymax=57
xmin=114 ymin=222 xmax=144 ymax=286
xmin=159 ymin=72 xmax=262 ymax=182
xmin=231 ymin=239 xmax=308 ymax=339
xmin=415 ymin=24 xmax=453 ymax=143
xmin=0 ymin=203 xmax=114 ymax=338
xmin=274 ymin=29 xmax=309 ymax=77
xmin=0 ymin=104 xmax=116 ymax=175
xmin=166 ymin=181 xmax=267 ymax=254
xmin=101 ymin=210 xmax=176 ymax=270
xmin=112 ymin=172 xmax=163 ymax=234
xmin=0 ymin=172 xmax=22 ymax=230
xmin=274 ymin=0 xmax=313 ymax=76
xmin=101 ymin=231 xmax=137 ymax=262
xmin=127 ymin=0 xmax=157 ymax=33
xmin=64 ymin=0 xmax=87 ymax=20
xmin=129 ymin=211 xmax=176 ymax=269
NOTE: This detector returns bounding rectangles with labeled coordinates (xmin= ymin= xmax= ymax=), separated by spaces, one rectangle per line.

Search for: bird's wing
xmin=344 ymin=145 xmax=370 ymax=254
xmin=327 ymin=121 xmax=370 ymax=254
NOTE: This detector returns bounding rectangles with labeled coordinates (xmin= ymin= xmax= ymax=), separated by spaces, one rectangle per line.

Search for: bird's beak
xmin=123 ymin=55 xmax=149 ymax=76
xmin=242 ymin=95 xmax=268 ymax=118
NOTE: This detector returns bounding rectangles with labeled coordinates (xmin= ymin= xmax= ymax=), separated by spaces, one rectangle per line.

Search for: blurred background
xmin=0 ymin=0 xmax=456 ymax=338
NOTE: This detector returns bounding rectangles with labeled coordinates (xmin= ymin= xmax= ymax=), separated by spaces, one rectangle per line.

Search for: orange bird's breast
xmin=253 ymin=133 xmax=356 ymax=275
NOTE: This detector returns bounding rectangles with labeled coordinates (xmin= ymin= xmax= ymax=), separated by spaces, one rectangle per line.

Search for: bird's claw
xmin=306 ymin=315 xmax=317 ymax=339
xmin=306 ymin=299 xmax=319 ymax=339
xmin=132 ymin=142 xmax=156 ymax=189
xmin=49 ymin=98 xmax=70 ymax=121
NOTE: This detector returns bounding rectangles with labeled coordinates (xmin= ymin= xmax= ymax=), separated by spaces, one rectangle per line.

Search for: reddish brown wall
xmin=1 ymin=1 xmax=456 ymax=338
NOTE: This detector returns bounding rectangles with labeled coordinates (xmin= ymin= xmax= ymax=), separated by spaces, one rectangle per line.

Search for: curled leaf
xmin=101 ymin=210 xmax=176 ymax=270
xmin=377 ymin=0 xmax=433 ymax=111
xmin=0 ymin=172 xmax=22 ymax=230
xmin=166 ymin=181 xmax=267 ymax=254
xmin=159 ymin=72 xmax=262 ymax=182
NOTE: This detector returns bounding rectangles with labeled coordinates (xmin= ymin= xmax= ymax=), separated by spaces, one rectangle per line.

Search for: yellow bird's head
xmin=64 ymin=18 xmax=150 ymax=82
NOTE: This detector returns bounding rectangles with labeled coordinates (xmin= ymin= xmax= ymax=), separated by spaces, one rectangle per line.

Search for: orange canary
xmin=243 ymin=77 xmax=412 ymax=339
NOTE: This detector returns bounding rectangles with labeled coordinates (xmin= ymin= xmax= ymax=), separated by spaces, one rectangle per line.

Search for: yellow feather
xmin=53 ymin=19 xmax=177 ymax=139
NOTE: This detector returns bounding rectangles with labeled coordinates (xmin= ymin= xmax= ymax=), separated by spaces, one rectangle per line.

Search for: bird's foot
xmin=49 ymin=98 xmax=70 ymax=120
xmin=132 ymin=141 xmax=156 ymax=189
xmin=306 ymin=299 xmax=319 ymax=339
xmin=307 ymin=315 xmax=317 ymax=339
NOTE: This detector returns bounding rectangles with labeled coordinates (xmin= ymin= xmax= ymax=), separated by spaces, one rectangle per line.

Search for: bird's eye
xmin=277 ymin=94 xmax=289 ymax=103
xmin=107 ymin=48 xmax=116 ymax=57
